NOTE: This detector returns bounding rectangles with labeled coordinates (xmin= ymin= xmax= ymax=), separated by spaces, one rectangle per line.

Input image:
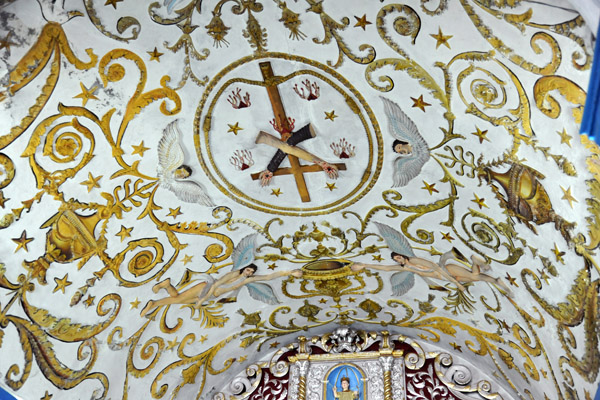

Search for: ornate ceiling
xmin=0 ymin=0 xmax=599 ymax=399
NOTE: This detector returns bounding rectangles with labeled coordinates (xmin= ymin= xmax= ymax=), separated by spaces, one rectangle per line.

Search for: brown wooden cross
xmin=251 ymin=62 xmax=346 ymax=202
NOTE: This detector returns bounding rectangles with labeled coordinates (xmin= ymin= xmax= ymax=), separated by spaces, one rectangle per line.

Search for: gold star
xmin=269 ymin=341 xmax=280 ymax=348
xmin=411 ymin=95 xmax=431 ymax=112
xmin=552 ymin=243 xmax=565 ymax=264
xmin=181 ymin=254 xmax=193 ymax=265
xmin=12 ymin=230 xmax=33 ymax=253
xmin=166 ymin=337 xmax=179 ymax=351
xmin=372 ymin=254 xmax=383 ymax=261
xmin=471 ymin=126 xmax=490 ymax=143
xmin=167 ymin=207 xmax=183 ymax=218
xmin=268 ymin=263 xmax=277 ymax=270
xmin=348 ymin=297 xmax=356 ymax=303
xmin=505 ymin=273 xmax=518 ymax=287
xmin=80 ymin=172 xmax=102 ymax=192
xmin=441 ymin=232 xmax=454 ymax=242
xmin=353 ymin=14 xmax=372 ymax=30
xmin=199 ymin=335 xmax=208 ymax=343
xmin=227 ymin=122 xmax=243 ymax=135
xmin=131 ymin=141 xmax=150 ymax=157
xmin=130 ymin=298 xmax=141 ymax=309
xmin=271 ymin=188 xmax=282 ymax=197
xmin=325 ymin=182 xmax=337 ymax=191
xmin=418 ymin=333 xmax=429 ymax=340
xmin=73 ymin=82 xmax=99 ymax=106
xmin=450 ymin=342 xmax=462 ymax=352
xmin=560 ymin=186 xmax=577 ymax=208
xmin=319 ymin=298 xmax=327 ymax=304
xmin=430 ymin=27 xmax=452 ymax=49
xmin=471 ymin=194 xmax=489 ymax=209
xmin=41 ymin=391 xmax=53 ymax=400
xmin=116 ymin=225 xmax=133 ymax=242
xmin=147 ymin=47 xmax=164 ymax=61
xmin=324 ymin=110 xmax=338 ymax=121
xmin=83 ymin=295 xmax=95 ymax=308
xmin=104 ymin=0 xmax=123 ymax=8
xmin=0 ymin=32 xmax=17 ymax=55
xmin=421 ymin=181 xmax=438 ymax=195
xmin=238 ymin=355 xmax=248 ymax=363
xmin=53 ymin=274 xmax=72 ymax=294
xmin=0 ymin=191 xmax=8 ymax=208
xmin=537 ymin=269 xmax=549 ymax=285
xmin=557 ymin=128 xmax=572 ymax=147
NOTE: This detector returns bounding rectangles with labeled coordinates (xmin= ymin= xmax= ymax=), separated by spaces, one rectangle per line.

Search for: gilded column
xmin=380 ymin=356 xmax=394 ymax=400
xmin=296 ymin=359 xmax=309 ymax=400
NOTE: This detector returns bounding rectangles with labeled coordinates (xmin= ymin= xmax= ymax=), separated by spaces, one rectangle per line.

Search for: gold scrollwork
xmin=533 ymin=75 xmax=587 ymax=123
xmin=306 ymin=0 xmax=375 ymax=68
xmin=1 ymin=22 xmax=97 ymax=151
xmin=84 ymin=0 xmax=141 ymax=42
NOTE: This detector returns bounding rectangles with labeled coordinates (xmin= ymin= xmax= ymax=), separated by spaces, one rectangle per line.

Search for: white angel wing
xmin=232 ymin=234 xmax=259 ymax=271
xmin=158 ymin=120 xmax=186 ymax=175
xmin=391 ymin=154 xmax=429 ymax=187
xmin=373 ymin=222 xmax=416 ymax=258
xmin=390 ymin=271 xmax=415 ymax=296
xmin=161 ymin=179 xmax=215 ymax=206
xmin=381 ymin=97 xmax=430 ymax=187
xmin=245 ymin=282 xmax=280 ymax=305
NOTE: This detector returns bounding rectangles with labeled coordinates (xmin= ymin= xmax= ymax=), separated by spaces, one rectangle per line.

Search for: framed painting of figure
xmin=323 ymin=364 xmax=366 ymax=400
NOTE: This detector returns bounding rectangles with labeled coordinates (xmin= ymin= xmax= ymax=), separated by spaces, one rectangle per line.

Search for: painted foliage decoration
xmin=0 ymin=0 xmax=598 ymax=399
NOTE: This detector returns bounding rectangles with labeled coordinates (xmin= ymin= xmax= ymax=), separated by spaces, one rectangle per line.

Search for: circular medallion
xmin=195 ymin=53 xmax=382 ymax=216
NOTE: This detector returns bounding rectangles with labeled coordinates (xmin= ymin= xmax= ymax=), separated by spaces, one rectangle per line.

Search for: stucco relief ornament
xmin=327 ymin=327 xmax=361 ymax=353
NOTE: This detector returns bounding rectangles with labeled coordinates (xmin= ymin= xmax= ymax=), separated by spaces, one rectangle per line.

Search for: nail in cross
xmin=251 ymin=62 xmax=346 ymax=202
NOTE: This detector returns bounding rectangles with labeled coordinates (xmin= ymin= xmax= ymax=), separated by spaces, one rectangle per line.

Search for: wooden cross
xmin=252 ymin=62 xmax=346 ymax=202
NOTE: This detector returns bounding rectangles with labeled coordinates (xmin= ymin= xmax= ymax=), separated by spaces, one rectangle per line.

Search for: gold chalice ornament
xmin=282 ymin=259 xmax=381 ymax=303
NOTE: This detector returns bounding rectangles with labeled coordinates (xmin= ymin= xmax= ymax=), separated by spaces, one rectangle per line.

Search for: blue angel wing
xmin=245 ymin=282 xmax=281 ymax=305
xmin=390 ymin=271 xmax=415 ymax=296
xmin=391 ymin=153 xmax=430 ymax=187
xmin=381 ymin=97 xmax=430 ymax=187
xmin=232 ymin=234 xmax=259 ymax=270
xmin=373 ymin=222 xmax=416 ymax=258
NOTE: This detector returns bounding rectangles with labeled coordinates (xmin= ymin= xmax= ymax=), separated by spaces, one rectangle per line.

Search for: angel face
xmin=174 ymin=165 xmax=192 ymax=179
xmin=242 ymin=266 xmax=257 ymax=277
xmin=393 ymin=140 xmax=413 ymax=155
xmin=392 ymin=254 xmax=409 ymax=266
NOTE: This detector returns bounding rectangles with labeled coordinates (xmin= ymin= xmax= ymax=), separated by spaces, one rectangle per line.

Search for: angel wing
xmin=232 ymin=234 xmax=259 ymax=271
xmin=373 ymin=222 xmax=416 ymax=258
xmin=390 ymin=271 xmax=415 ymax=296
xmin=158 ymin=120 xmax=186 ymax=176
xmin=381 ymin=97 xmax=430 ymax=187
xmin=161 ymin=179 xmax=215 ymax=206
xmin=245 ymin=282 xmax=281 ymax=305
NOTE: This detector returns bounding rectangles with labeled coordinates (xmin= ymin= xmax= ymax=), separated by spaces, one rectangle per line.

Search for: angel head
xmin=392 ymin=140 xmax=413 ymax=155
xmin=174 ymin=165 xmax=192 ymax=179
xmin=391 ymin=251 xmax=410 ymax=266
xmin=240 ymin=263 xmax=258 ymax=277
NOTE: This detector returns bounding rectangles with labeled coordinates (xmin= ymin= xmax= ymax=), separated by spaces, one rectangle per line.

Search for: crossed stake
xmin=250 ymin=62 xmax=346 ymax=203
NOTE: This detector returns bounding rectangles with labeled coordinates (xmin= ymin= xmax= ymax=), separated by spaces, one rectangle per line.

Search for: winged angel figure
xmin=157 ymin=120 xmax=215 ymax=206
xmin=352 ymin=222 xmax=512 ymax=297
xmin=141 ymin=234 xmax=302 ymax=317
xmin=381 ymin=97 xmax=430 ymax=187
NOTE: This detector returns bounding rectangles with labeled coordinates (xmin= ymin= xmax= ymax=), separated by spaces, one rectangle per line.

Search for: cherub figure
xmin=351 ymin=222 xmax=512 ymax=297
xmin=381 ymin=97 xmax=430 ymax=187
xmin=157 ymin=120 xmax=215 ymax=206
xmin=141 ymin=234 xmax=302 ymax=316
